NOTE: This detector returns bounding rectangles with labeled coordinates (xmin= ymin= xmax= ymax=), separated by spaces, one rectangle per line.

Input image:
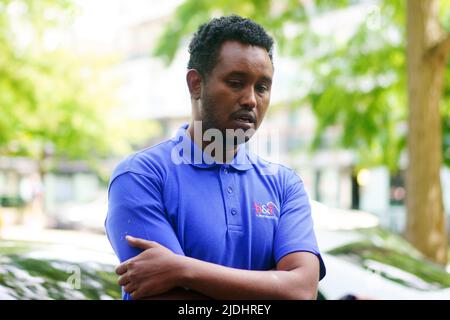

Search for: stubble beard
xmin=200 ymin=91 xmax=256 ymax=150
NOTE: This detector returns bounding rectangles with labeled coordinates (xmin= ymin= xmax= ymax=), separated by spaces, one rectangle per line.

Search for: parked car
xmin=0 ymin=239 xmax=120 ymax=299
xmin=48 ymin=194 xmax=108 ymax=233
xmin=1 ymin=201 xmax=449 ymax=300
xmin=311 ymin=201 xmax=450 ymax=300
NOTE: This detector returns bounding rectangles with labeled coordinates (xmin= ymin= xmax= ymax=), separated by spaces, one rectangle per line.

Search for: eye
xmin=255 ymin=83 xmax=269 ymax=93
xmin=227 ymin=80 xmax=243 ymax=89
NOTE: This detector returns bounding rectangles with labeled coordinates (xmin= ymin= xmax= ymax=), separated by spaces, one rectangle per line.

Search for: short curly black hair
xmin=187 ymin=15 xmax=274 ymax=78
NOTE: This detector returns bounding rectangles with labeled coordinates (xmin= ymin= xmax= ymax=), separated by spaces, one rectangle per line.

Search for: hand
xmin=115 ymin=236 xmax=184 ymax=299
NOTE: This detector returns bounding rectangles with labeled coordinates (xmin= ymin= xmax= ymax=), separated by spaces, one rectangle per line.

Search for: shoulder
xmin=248 ymin=152 xmax=307 ymax=205
xmin=249 ymin=151 xmax=304 ymax=185
xmin=109 ymin=139 xmax=176 ymax=186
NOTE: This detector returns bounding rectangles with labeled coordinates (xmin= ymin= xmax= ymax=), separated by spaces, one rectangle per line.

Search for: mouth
xmin=233 ymin=116 xmax=255 ymax=131
xmin=234 ymin=113 xmax=256 ymax=125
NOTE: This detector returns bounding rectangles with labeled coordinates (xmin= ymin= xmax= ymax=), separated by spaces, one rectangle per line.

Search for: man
xmin=105 ymin=15 xmax=326 ymax=300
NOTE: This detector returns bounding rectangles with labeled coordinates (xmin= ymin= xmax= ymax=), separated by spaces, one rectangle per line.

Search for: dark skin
xmin=186 ymin=40 xmax=273 ymax=162
xmin=115 ymin=41 xmax=320 ymax=300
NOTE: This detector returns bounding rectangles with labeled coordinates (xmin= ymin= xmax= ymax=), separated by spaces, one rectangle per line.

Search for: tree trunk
xmin=406 ymin=0 xmax=449 ymax=265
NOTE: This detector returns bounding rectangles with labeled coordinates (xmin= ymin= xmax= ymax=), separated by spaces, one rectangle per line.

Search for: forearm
xmin=178 ymin=256 xmax=317 ymax=300
xmin=117 ymin=237 xmax=320 ymax=300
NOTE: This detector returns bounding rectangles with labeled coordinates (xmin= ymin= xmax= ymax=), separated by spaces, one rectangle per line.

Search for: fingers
xmin=115 ymin=259 xmax=131 ymax=275
xmin=124 ymin=282 xmax=137 ymax=294
xmin=130 ymin=288 xmax=146 ymax=300
xmin=126 ymin=235 xmax=159 ymax=250
xmin=117 ymin=270 xmax=138 ymax=294
xmin=130 ymin=291 xmax=139 ymax=300
xmin=118 ymin=274 xmax=129 ymax=286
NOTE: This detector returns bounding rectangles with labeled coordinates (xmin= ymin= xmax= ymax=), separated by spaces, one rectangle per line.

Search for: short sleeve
xmin=273 ymin=171 xmax=326 ymax=280
xmin=105 ymin=172 xmax=185 ymax=299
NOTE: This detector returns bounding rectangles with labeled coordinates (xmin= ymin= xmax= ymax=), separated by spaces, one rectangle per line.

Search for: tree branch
xmin=426 ymin=34 xmax=450 ymax=63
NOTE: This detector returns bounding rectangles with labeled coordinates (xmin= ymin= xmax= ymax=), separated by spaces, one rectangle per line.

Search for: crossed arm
xmin=116 ymin=235 xmax=320 ymax=300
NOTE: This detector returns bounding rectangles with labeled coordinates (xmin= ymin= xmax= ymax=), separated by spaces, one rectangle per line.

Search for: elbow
xmin=299 ymin=289 xmax=318 ymax=300
xmin=288 ymin=288 xmax=318 ymax=300
xmin=272 ymin=265 xmax=320 ymax=300
xmin=283 ymin=281 xmax=318 ymax=300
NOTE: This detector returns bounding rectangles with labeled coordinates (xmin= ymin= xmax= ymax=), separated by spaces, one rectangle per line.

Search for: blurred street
xmin=1 ymin=226 xmax=111 ymax=253
xmin=1 ymin=225 xmax=117 ymax=266
xmin=0 ymin=0 xmax=449 ymax=300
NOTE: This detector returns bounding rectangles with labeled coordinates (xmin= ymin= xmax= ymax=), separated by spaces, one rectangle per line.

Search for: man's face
xmin=199 ymin=40 xmax=273 ymax=142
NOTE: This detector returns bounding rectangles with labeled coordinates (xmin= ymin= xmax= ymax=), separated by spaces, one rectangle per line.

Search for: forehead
xmin=213 ymin=41 xmax=274 ymax=79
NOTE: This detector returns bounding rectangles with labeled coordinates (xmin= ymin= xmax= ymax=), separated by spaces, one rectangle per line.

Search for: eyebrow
xmin=226 ymin=71 xmax=273 ymax=84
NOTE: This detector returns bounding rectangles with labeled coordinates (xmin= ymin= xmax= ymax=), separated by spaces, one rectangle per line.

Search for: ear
xmin=186 ymin=69 xmax=202 ymax=100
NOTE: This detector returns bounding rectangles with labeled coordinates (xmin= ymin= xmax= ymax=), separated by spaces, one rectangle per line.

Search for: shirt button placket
xmin=221 ymin=165 xmax=241 ymax=229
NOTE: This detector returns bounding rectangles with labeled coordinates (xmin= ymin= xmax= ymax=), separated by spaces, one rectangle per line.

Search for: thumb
xmin=126 ymin=235 xmax=158 ymax=249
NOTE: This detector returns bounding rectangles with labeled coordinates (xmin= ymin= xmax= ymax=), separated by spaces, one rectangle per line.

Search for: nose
xmin=239 ymin=86 xmax=257 ymax=109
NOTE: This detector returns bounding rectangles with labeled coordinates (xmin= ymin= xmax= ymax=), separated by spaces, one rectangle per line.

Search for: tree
xmin=0 ymin=0 xmax=159 ymax=175
xmin=406 ymin=0 xmax=449 ymax=264
xmin=153 ymin=0 xmax=450 ymax=264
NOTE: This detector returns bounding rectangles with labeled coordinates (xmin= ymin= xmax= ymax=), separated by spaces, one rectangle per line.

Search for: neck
xmin=187 ymin=121 xmax=238 ymax=163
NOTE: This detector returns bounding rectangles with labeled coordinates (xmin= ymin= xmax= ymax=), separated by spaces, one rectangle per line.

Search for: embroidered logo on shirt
xmin=254 ymin=201 xmax=280 ymax=219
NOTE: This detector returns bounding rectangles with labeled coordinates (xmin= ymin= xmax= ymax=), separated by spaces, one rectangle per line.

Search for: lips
xmin=234 ymin=112 xmax=256 ymax=124
xmin=232 ymin=118 xmax=255 ymax=131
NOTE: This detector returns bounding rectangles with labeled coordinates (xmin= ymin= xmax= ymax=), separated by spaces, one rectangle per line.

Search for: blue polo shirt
xmin=105 ymin=124 xmax=326 ymax=299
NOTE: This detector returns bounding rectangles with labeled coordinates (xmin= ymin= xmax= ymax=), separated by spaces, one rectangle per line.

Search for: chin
xmin=226 ymin=131 xmax=256 ymax=146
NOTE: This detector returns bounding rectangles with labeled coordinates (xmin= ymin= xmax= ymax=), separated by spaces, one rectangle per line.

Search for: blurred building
xmin=108 ymin=0 xmax=450 ymax=235
xmin=1 ymin=0 xmax=449 ymax=234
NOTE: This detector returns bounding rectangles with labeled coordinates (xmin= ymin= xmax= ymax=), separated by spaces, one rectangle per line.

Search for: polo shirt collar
xmin=172 ymin=124 xmax=254 ymax=171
